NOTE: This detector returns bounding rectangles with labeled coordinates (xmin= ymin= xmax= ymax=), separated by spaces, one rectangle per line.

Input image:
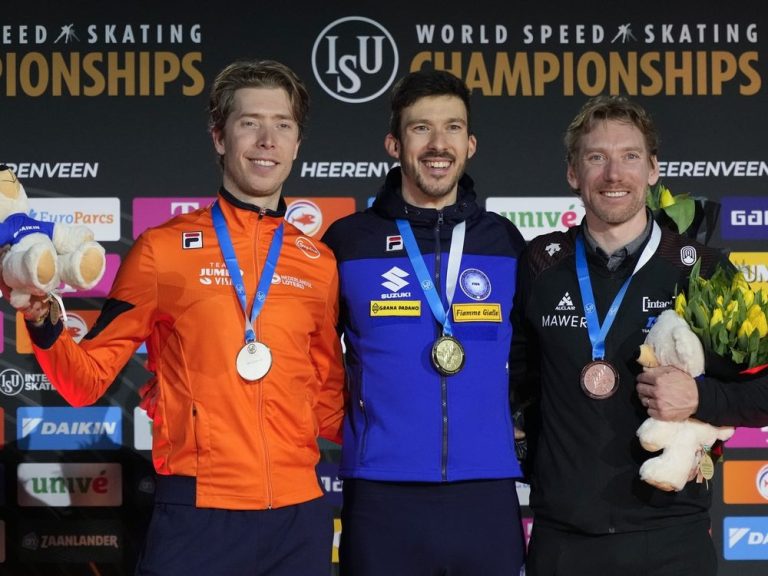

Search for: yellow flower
xmin=710 ymin=308 xmax=724 ymax=330
xmin=738 ymin=319 xmax=756 ymax=339
xmin=675 ymin=293 xmax=687 ymax=316
xmin=747 ymin=304 xmax=768 ymax=338
xmin=659 ymin=185 xmax=676 ymax=208
xmin=733 ymin=273 xmax=750 ymax=292
xmin=740 ymin=288 xmax=755 ymax=308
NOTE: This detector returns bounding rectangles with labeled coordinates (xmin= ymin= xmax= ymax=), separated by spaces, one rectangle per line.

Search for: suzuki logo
xmin=381 ymin=266 xmax=409 ymax=292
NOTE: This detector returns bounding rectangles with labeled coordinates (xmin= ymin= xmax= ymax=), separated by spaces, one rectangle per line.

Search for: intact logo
xmin=182 ymin=231 xmax=203 ymax=249
xmin=312 ymin=16 xmax=399 ymax=103
xmin=17 ymin=407 xmax=122 ymax=451
xmin=642 ymin=297 xmax=671 ymax=313
xmin=296 ymin=237 xmax=321 ymax=260
xmin=555 ymin=292 xmax=576 ymax=311
xmin=386 ymin=235 xmax=403 ymax=252
xmin=380 ymin=266 xmax=411 ymax=299
xmin=680 ymin=246 xmax=697 ymax=266
xmin=724 ymin=517 xmax=768 ymax=560
xmin=459 ymin=269 xmax=491 ymax=301
xmin=17 ymin=463 xmax=123 ymax=507
xmin=285 ymin=200 xmax=322 ymax=236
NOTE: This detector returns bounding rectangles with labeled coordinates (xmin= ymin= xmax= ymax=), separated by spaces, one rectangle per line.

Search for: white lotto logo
xmin=485 ymin=196 xmax=584 ymax=241
xmin=28 ymin=197 xmax=120 ymax=241
xmin=133 ymin=406 xmax=153 ymax=451
xmin=312 ymin=16 xmax=399 ymax=103
xmin=285 ymin=200 xmax=323 ymax=236
xmin=756 ymin=464 xmax=768 ymax=500
xmin=17 ymin=462 xmax=122 ymax=507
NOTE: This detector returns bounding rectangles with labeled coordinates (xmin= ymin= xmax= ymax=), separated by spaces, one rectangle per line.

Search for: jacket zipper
xmin=255 ymin=208 xmax=273 ymax=508
xmin=436 ymin=211 xmax=449 ymax=482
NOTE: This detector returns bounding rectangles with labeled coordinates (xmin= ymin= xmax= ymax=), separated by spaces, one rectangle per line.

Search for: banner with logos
xmin=1 ymin=1 xmax=767 ymax=574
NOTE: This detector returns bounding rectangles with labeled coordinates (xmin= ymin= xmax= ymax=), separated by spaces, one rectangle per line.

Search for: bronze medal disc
xmin=580 ymin=360 xmax=618 ymax=399
xmin=431 ymin=335 xmax=466 ymax=376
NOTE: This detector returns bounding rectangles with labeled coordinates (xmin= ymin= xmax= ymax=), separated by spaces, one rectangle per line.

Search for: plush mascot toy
xmin=636 ymin=309 xmax=735 ymax=492
xmin=0 ymin=164 xmax=106 ymax=309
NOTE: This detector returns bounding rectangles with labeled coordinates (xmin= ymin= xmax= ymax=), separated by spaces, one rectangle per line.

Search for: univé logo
xmin=312 ymin=16 xmax=399 ymax=103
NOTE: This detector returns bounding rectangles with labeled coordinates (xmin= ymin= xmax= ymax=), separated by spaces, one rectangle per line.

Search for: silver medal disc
xmin=236 ymin=341 xmax=273 ymax=381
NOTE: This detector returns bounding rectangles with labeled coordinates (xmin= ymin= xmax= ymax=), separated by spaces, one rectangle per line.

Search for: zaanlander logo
xmin=312 ymin=16 xmax=399 ymax=103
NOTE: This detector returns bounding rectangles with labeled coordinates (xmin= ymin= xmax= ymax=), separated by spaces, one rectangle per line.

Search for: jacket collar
xmin=371 ymin=167 xmax=479 ymax=226
xmin=218 ymin=186 xmax=288 ymax=218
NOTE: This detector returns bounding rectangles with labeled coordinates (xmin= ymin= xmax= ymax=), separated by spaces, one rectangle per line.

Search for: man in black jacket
xmin=511 ymin=95 xmax=768 ymax=576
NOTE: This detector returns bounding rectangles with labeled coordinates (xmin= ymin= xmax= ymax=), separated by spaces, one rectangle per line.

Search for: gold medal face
xmin=236 ymin=341 xmax=272 ymax=381
xmin=580 ymin=360 xmax=619 ymax=399
xmin=431 ymin=336 xmax=466 ymax=376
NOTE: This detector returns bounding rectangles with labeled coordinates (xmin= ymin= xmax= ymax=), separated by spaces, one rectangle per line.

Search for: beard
xmin=400 ymin=153 xmax=467 ymax=200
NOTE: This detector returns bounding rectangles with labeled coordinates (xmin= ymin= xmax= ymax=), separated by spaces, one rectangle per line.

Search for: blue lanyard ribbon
xmin=212 ymin=200 xmax=284 ymax=343
xmin=395 ymin=218 xmax=465 ymax=337
xmin=575 ymin=222 xmax=661 ymax=360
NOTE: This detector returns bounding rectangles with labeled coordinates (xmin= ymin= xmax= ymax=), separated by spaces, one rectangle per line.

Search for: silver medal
xmin=236 ymin=341 xmax=272 ymax=381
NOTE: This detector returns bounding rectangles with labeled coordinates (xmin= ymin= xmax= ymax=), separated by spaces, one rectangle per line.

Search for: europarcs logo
xmin=312 ymin=16 xmax=399 ymax=103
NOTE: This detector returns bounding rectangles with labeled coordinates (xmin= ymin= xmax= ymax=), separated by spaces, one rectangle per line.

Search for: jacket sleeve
xmin=695 ymin=370 xmax=768 ymax=427
xmin=27 ymin=233 xmax=157 ymax=407
xmin=310 ymin=260 xmax=346 ymax=444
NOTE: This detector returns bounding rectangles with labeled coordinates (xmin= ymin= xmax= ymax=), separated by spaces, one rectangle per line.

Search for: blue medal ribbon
xmin=212 ymin=200 xmax=284 ymax=344
xmin=395 ymin=218 xmax=465 ymax=337
xmin=575 ymin=222 xmax=661 ymax=361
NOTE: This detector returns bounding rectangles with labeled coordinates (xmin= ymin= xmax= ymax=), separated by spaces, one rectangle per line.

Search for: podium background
xmin=1 ymin=1 xmax=768 ymax=573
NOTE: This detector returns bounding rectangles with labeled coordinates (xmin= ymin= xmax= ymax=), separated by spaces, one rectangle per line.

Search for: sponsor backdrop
xmin=1 ymin=1 xmax=767 ymax=574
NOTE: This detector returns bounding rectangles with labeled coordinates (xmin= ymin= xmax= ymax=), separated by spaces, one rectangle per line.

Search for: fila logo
xmin=386 ymin=235 xmax=403 ymax=251
xmin=556 ymin=292 xmax=576 ymax=311
xmin=545 ymin=243 xmax=561 ymax=256
xmin=182 ymin=232 xmax=203 ymax=249
xmin=381 ymin=266 xmax=409 ymax=292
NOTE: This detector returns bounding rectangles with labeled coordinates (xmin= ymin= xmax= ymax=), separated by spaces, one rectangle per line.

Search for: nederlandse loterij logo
xmin=312 ymin=16 xmax=399 ymax=103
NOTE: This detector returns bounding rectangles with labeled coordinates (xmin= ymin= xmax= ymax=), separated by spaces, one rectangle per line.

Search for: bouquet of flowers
xmin=674 ymin=260 xmax=768 ymax=372
xmin=646 ymin=183 xmax=721 ymax=246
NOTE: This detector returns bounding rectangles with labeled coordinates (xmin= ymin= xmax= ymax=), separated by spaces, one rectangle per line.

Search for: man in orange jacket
xmin=7 ymin=59 xmax=345 ymax=576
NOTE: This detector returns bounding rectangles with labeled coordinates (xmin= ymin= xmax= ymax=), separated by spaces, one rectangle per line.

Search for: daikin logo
xmin=17 ymin=407 xmax=122 ymax=450
xmin=724 ymin=517 xmax=768 ymax=559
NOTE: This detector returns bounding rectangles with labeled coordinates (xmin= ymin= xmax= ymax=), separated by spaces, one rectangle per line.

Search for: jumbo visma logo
xmin=17 ymin=407 xmax=122 ymax=450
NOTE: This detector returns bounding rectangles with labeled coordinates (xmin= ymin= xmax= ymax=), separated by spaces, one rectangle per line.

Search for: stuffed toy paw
xmin=636 ymin=309 xmax=734 ymax=492
xmin=0 ymin=164 xmax=106 ymax=309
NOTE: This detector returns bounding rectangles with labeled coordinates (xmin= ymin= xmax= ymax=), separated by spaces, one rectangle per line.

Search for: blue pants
xmin=339 ymin=478 xmax=525 ymax=576
xmin=526 ymin=517 xmax=717 ymax=576
xmin=136 ymin=476 xmax=333 ymax=576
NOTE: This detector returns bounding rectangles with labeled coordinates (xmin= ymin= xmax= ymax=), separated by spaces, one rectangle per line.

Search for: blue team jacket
xmin=323 ymin=168 xmax=525 ymax=482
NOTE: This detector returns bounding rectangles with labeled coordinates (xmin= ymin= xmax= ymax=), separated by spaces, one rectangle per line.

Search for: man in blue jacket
xmin=323 ymin=69 xmax=526 ymax=575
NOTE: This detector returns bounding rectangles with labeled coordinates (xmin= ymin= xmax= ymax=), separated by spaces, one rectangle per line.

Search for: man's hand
xmin=636 ymin=365 xmax=699 ymax=421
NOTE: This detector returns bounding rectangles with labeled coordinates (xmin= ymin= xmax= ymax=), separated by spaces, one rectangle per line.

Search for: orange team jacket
xmin=31 ymin=190 xmax=346 ymax=510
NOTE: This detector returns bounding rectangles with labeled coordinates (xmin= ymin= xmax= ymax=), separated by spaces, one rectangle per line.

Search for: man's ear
xmin=384 ymin=133 xmax=400 ymax=160
xmin=566 ymin=163 xmax=581 ymax=193
xmin=212 ymin=128 xmax=225 ymax=156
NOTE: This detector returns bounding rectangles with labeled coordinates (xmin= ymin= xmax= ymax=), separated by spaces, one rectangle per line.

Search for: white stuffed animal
xmin=0 ymin=165 xmax=106 ymax=309
xmin=636 ymin=309 xmax=735 ymax=492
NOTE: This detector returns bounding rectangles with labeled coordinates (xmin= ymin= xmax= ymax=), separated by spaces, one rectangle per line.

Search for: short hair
xmin=208 ymin=59 xmax=310 ymax=139
xmin=564 ymin=95 xmax=659 ymax=165
xmin=389 ymin=70 xmax=472 ymax=139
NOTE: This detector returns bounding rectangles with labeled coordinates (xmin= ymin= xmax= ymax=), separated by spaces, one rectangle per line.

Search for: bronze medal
xmin=580 ymin=360 xmax=618 ymax=399
xmin=431 ymin=335 xmax=466 ymax=376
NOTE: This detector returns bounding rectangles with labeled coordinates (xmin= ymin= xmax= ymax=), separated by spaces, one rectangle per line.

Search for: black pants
xmin=340 ymin=478 xmax=525 ymax=576
xmin=135 ymin=475 xmax=333 ymax=576
xmin=526 ymin=517 xmax=717 ymax=576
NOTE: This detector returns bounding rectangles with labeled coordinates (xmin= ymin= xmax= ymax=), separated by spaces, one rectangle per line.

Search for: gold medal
xmin=699 ymin=451 xmax=715 ymax=481
xmin=236 ymin=341 xmax=272 ymax=381
xmin=431 ymin=335 xmax=466 ymax=376
xmin=580 ymin=360 xmax=619 ymax=399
